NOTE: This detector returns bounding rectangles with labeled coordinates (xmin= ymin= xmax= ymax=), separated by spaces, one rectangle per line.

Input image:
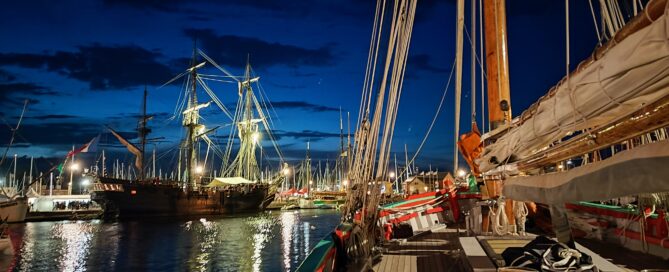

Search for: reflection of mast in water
xmin=280 ymin=212 xmax=296 ymax=271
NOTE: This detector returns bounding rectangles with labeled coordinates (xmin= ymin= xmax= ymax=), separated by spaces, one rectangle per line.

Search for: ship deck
xmin=372 ymin=225 xmax=669 ymax=271
xmin=372 ymin=226 xmax=466 ymax=272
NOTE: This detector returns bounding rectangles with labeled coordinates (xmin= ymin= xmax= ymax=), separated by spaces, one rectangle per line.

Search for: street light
xmin=195 ymin=166 xmax=204 ymax=174
xmin=70 ymin=163 xmax=80 ymax=171
xmin=457 ymin=169 xmax=467 ymax=178
xmin=389 ymin=171 xmax=396 ymax=179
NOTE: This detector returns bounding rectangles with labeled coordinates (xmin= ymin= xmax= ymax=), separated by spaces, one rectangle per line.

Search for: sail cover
xmin=478 ymin=7 xmax=669 ymax=172
xmin=206 ymin=177 xmax=255 ymax=187
xmin=503 ymin=140 xmax=669 ymax=204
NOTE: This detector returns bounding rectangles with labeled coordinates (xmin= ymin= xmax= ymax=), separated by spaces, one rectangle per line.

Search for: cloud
xmin=0 ymin=82 xmax=58 ymax=106
xmin=408 ymin=54 xmax=448 ymax=73
xmin=0 ymin=122 xmax=102 ymax=147
xmin=102 ymin=0 xmax=183 ymax=12
xmin=270 ymin=129 xmax=341 ymax=142
xmin=23 ymin=114 xmax=78 ymax=120
xmin=0 ymin=69 xmax=16 ymax=81
xmin=183 ymin=28 xmax=335 ymax=68
xmin=269 ymin=101 xmax=338 ymax=112
xmin=0 ymin=44 xmax=175 ymax=90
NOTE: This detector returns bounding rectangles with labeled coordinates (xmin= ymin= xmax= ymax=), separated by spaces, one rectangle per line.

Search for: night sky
xmin=0 ymin=0 xmax=600 ymax=174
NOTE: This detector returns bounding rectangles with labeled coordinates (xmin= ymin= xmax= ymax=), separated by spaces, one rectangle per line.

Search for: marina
xmin=0 ymin=0 xmax=668 ymax=271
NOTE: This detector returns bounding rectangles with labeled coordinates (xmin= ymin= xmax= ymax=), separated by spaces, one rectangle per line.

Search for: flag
xmin=108 ymin=127 xmax=143 ymax=169
xmin=67 ymin=135 xmax=100 ymax=158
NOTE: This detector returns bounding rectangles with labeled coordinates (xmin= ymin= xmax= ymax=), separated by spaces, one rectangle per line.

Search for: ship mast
xmin=231 ymin=60 xmax=260 ymax=180
xmin=484 ymin=0 xmax=512 ymax=131
xmin=137 ymin=86 xmax=150 ymax=180
xmin=183 ymin=42 xmax=206 ymax=190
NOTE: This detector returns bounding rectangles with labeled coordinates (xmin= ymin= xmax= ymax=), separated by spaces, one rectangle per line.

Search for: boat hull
xmin=91 ymin=181 xmax=268 ymax=219
xmin=0 ymin=197 xmax=28 ymax=223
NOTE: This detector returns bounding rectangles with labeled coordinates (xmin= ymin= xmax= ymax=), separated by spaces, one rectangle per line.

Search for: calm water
xmin=3 ymin=209 xmax=340 ymax=272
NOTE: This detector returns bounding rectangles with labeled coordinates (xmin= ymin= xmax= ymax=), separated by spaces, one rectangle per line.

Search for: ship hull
xmin=0 ymin=197 xmax=28 ymax=223
xmin=91 ymin=181 xmax=268 ymax=219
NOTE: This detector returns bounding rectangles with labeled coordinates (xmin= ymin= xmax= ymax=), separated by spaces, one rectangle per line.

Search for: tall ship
xmin=91 ymin=48 xmax=283 ymax=219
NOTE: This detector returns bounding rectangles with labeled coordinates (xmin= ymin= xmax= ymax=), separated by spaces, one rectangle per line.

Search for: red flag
xmin=67 ymin=135 xmax=100 ymax=158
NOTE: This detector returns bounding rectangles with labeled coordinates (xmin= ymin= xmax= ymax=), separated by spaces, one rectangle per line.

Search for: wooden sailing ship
xmin=298 ymin=0 xmax=669 ymax=270
xmin=91 ymin=48 xmax=285 ymax=218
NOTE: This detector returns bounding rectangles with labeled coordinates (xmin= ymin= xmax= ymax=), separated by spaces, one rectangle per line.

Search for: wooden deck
xmin=372 ymin=226 xmax=466 ymax=272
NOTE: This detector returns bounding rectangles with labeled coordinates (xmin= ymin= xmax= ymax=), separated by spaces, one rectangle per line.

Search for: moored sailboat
xmin=91 ymin=47 xmax=284 ymax=219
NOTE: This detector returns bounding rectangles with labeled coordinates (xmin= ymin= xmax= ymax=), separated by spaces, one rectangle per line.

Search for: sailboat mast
xmin=484 ymin=0 xmax=512 ymax=130
xmin=138 ymin=86 xmax=149 ymax=180
xmin=454 ymin=0 xmax=465 ymax=173
xmin=183 ymin=42 xmax=201 ymax=190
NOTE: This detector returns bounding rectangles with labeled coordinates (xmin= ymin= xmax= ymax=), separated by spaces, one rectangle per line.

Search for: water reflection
xmin=8 ymin=209 xmax=340 ymax=272
xmin=280 ymin=211 xmax=296 ymax=271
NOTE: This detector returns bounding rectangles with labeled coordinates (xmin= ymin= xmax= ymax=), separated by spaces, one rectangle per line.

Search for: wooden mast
xmin=483 ymin=0 xmax=512 ymax=131
xmin=483 ymin=0 xmax=515 ymax=229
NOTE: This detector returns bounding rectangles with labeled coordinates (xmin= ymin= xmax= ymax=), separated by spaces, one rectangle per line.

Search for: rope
xmin=397 ymin=60 xmax=455 ymax=179
xmin=589 ymin=0 xmax=603 ymax=45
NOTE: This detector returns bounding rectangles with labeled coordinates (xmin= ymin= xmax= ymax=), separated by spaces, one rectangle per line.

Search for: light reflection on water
xmin=7 ymin=209 xmax=339 ymax=272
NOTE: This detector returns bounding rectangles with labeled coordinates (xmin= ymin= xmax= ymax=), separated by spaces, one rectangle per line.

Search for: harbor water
xmin=3 ymin=209 xmax=340 ymax=272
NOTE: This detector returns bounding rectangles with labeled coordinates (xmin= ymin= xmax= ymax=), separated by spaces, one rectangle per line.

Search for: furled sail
xmin=478 ymin=3 xmax=669 ymax=172
xmin=108 ymin=127 xmax=143 ymax=170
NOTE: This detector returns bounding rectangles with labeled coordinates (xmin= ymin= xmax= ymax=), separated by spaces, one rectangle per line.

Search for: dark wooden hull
xmin=91 ymin=180 xmax=268 ymax=219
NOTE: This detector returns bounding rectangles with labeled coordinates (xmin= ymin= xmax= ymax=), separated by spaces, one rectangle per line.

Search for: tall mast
xmin=339 ymin=107 xmax=344 ymax=184
xmin=454 ymin=0 xmax=465 ymax=173
xmin=484 ymin=0 xmax=512 ymax=130
xmin=471 ymin=0 xmax=477 ymax=125
xmin=183 ymin=41 xmax=204 ymax=189
xmin=232 ymin=59 xmax=260 ymax=180
xmin=138 ymin=86 xmax=150 ymax=180
xmin=102 ymin=149 xmax=105 ymax=177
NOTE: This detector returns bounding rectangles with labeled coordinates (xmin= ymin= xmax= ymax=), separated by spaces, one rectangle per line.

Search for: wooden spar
xmin=483 ymin=0 xmax=512 ymax=131
xmin=517 ymin=94 xmax=669 ymax=171
xmin=454 ymin=0 xmax=464 ymax=173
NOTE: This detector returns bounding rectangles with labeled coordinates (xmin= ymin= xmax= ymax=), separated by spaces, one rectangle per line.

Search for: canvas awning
xmin=503 ymin=140 xmax=669 ymax=205
xmin=206 ymin=177 xmax=255 ymax=187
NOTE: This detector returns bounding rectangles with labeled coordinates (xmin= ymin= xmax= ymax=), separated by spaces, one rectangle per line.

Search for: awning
xmin=503 ymin=140 xmax=669 ymax=205
xmin=206 ymin=177 xmax=255 ymax=187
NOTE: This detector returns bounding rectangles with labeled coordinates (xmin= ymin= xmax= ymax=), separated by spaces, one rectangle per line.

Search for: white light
xmin=252 ymin=132 xmax=261 ymax=144
xmin=282 ymin=168 xmax=290 ymax=176
xmin=70 ymin=163 xmax=80 ymax=171
xmin=389 ymin=172 xmax=395 ymax=178
xmin=342 ymin=180 xmax=349 ymax=186
xmin=81 ymin=178 xmax=90 ymax=186
xmin=457 ymin=169 xmax=467 ymax=177
xmin=309 ymin=180 xmax=313 ymax=185
xmin=424 ymin=186 xmax=428 ymax=192
xmin=195 ymin=166 xmax=204 ymax=174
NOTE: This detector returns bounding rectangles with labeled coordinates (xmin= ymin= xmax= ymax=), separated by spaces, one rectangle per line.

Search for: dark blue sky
xmin=0 ymin=0 xmax=600 ymax=172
